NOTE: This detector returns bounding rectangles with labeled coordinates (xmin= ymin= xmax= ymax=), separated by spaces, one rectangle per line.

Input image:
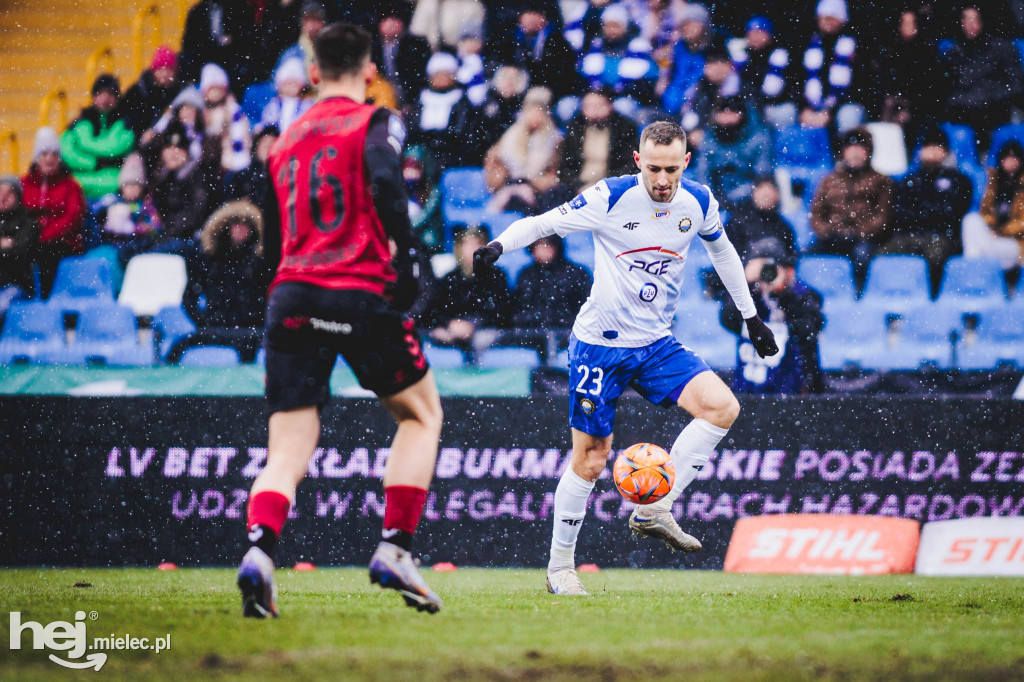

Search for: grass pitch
xmin=1 ymin=568 xmax=1022 ymax=681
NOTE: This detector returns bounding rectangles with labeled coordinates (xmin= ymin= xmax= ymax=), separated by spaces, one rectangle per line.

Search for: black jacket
xmin=490 ymin=26 xmax=580 ymax=100
xmin=372 ymin=34 xmax=432 ymax=107
xmin=945 ymin=34 xmax=1024 ymax=110
xmin=179 ymin=0 xmax=256 ymax=89
xmin=152 ymin=159 xmax=213 ymax=241
xmin=725 ymin=200 xmax=798 ymax=263
xmin=119 ymin=71 xmax=183 ymax=136
xmin=512 ymin=244 xmax=591 ymax=329
xmin=0 ymin=198 xmax=39 ymax=290
xmin=426 ymin=266 xmax=510 ymax=329
xmin=559 ymin=112 xmax=638 ymax=192
xmin=448 ymin=90 xmax=523 ymax=167
xmin=892 ymin=165 xmax=973 ymax=242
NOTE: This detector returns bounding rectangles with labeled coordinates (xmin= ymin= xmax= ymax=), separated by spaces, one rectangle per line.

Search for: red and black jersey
xmin=265 ymin=97 xmax=412 ymax=295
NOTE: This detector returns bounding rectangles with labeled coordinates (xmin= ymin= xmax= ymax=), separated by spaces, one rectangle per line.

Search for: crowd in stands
xmin=3 ymin=0 xmax=1024 ymax=392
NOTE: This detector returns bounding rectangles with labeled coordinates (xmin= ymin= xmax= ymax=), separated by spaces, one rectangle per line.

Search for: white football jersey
xmin=512 ymin=174 xmax=725 ymax=347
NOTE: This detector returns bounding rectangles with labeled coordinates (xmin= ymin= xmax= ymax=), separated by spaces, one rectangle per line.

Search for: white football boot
xmin=237 ymin=546 xmax=279 ymax=618
xmin=545 ymin=568 xmax=589 ymax=596
xmin=629 ymin=508 xmax=702 ymax=552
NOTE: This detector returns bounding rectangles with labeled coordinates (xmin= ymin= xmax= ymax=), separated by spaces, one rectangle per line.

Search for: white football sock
xmin=548 ymin=467 xmax=595 ymax=572
xmin=639 ymin=419 xmax=727 ymax=516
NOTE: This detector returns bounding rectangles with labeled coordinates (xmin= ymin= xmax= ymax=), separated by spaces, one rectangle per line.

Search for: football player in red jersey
xmin=237 ymin=23 xmax=444 ymax=617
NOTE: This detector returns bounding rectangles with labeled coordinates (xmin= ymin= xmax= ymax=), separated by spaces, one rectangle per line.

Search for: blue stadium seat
xmin=678 ymin=262 xmax=707 ymax=300
xmin=774 ymin=126 xmax=832 ymax=169
xmin=45 ymin=304 xmax=153 ymax=366
xmin=941 ymin=123 xmax=979 ymax=169
xmin=497 ymin=248 xmax=533 ymax=288
xmin=254 ymin=347 xmax=266 ymax=366
xmin=963 ymin=164 xmax=988 ymax=211
xmin=956 ymin=307 xmax=1024 ymax=370
xmin=797 ymin=255 xmax=855 ymax=302
xmin=476 ymin=345 xmax=541 ymax=369
xmin=986 ymin=123 xmax=1024 ymax=167
xmin=781 ymin=209 xmax=814 ymax=251
xmin=938 ymin=38 xmax=954 ymax=55
xmin=481 ymin=212 xmax=523 ymax=239
xmin=48 ymin=256 xmax=115 ymax=311
xmin=861 ymin=255 xmax=931 ymax=313
xmin=153 ymin=305 xmax=197 ymax=360
xmin=422 ymin=341 xmax=465 ymax=368
xmin=551 ymin=348 xmax=569 ymax=369
xmin=672 ymin=299 xmax=737 ymax=369
xmin=440 ymin=167 xmax=490 ymax=242
xmin=564 ymin=231 xmax=595 ymax=269
xmin=179 ymin=345 xmax=241 ymax=367
xmin=240 ymin=82 xmax=275 ymax=124
xmin=935 ymin=256 xmax=1006 ymax=317
xmin=0 ymin=301 xmax=65 ymax=364
xmin=817 ymin=301 xmax=888 ymax=370
xmin=865 ymin=307 xmax=954 ymax=370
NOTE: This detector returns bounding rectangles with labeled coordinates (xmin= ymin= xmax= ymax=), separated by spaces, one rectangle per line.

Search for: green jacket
xmin=60 ymin=107 xmax=135 ymax=199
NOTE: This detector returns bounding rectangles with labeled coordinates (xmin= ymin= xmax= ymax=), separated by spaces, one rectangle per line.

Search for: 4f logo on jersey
xmin=628 ymin=259 xmax=671 ymax=275
xmin=622 ymin=221 xmax=639 ymax=230
xmin=678 ymin=216 xmax=692 ymax=232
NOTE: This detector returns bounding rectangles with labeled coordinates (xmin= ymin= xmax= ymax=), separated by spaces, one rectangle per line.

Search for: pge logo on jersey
xmin=9 ymin=610 xmax=171 ymax=671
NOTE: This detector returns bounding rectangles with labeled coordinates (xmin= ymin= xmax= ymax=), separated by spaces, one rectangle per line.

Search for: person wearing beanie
xmin=20 ymin=128 xmax=87 ymax=296
xmin=577 ymin=5 xmax=660 ymax=113
xmin=694 ymin=95 xmax=773 ymax=208
xmin=141 ymin=86 xmax=217 ymax=177
xmin=150 ymin=122 xmax=213 ymax=252
xmin=679 ymin=41 xmax=745 ymax=141
xmin=662 ymin=2 xmax=713 ymax=116
xmin=95 ymin=152 xmax=162 ymax=257
xmin=796 ymin=0 xmax=859 ymax=130
xmin=60 ymin=73 xmax=135 ymax=200
xmin=199 ymin=63 xmax=252 ymax=173
xmin=731 ymin=14 xmax=793 ymax=124
xmin=963 ymin=140 xmax=1024 ymax=271
xmin=408 ymin=52 xmax=465 ymax=177
xmin=559 ymin=86 xmax=639 ymax=192
xmin=259 ymin=58 xmax=312 ymax=135
xmin=372 ymin=1 xmax=431 ymax=107
xmin=512 ymin=235 xmax=592 ymax=334
xmin=0 ymin=175 xmax=40 ymax=302
xmin=882 ymin=127 xmax=973 ymax=294
xmin=120 ymin=45 xmax=184 ymax=136
xmin=726 ymin=175 xmax=799 ymax=265
xmin=809 ymin=127 xmax=893 ymax=287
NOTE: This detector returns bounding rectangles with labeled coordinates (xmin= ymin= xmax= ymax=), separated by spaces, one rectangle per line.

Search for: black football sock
xmin=382 ymin=528 xmax=413 ymax=551
xmin=248 ymin=524 xmax=279 ymax=560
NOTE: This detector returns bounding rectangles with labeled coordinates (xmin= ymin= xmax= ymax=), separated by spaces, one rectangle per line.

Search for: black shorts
xmin=264 ymin=283 xmax=430 ymax=413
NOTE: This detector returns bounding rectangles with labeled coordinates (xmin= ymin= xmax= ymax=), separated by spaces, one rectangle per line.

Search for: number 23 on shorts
xmin=575 ymin=364 xmax=604 ymax=396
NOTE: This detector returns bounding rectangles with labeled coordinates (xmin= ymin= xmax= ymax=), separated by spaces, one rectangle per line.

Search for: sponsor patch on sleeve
xmin=569 ymin=194 xmax=588 ymax=210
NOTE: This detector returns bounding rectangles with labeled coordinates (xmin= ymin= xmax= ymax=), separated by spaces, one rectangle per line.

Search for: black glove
xmin=472 ymin=241 xmax=503 ymax=275
xmin=744 ymin=315 xmax=779 ymax=358
xmin=386 ymin=246 xmax=421 ymax=312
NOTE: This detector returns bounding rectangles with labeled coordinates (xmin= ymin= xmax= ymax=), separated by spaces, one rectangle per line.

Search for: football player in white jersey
xmin=473 ymin=121 xmax=779 ymax=595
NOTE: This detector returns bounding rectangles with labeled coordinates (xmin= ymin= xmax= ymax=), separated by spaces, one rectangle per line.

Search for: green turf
xmin=1 ymin=568 xmax=1023 ymax=681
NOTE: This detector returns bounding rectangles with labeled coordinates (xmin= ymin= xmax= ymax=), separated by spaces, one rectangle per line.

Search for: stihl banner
xmin=915 ymin=518 xmax=1024 ymax=576
xmin=724 ymin=514 xmax=919 ymax=574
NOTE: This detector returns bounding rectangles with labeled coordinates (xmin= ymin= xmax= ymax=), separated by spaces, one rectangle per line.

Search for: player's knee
xmin=701 ymin=394 xmax=739 ymax=429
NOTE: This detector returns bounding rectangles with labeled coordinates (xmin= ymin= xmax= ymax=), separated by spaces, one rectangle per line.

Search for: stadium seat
xmin=481 ymin=212 xmax=523 ymax=239
xmin=865 ymin=307 xmax=954 ymax=370
xmin=496 ymin=248 xmax=533 ymax=288
xmin=861 ymin=255 xmax=931 ymax=313
xmin=865 ymin=122 xmax=909 ymax=177
xmin=564 ymin=231 xmax=595 ymax=269
xmin=476 ymin=345 xmax=541 ymax=369
xmin=254 ymin=347 xmax=266 ymax=367
xmin=781 ymin=209 xmax=814 ymax=252
xmin=153 ymin=305 xmax=197 ymax=360
xmin=422 ymin=341 xmax=465 ymax=368
xmin=118 ymin=254 xmax=188 ymax=317
xmin=935 ymin=256 xmax=1006 ymax=317
xmin=963 ymin=164 xmax=988 ymax=211
xmin=179 ymin=345 xmax=242 ymax=367
xmin=956 ymin=307 xmax=1024 ymax=370
xmin=817 ymin=302 xmax=888 ymax=370
xmin=941 ymin=123 xmax=979 ymax=169
xmin=985 ymin=123 xmax=1024 ymax=167
xmin=0 ymin=301 xmax=65 ymax=364
xmin=240 ymin=82 xmax=275 ymax=124
xmin=48 ymin=256 xmax=115 ymax=311
xmin=45 ymin=304 xmax=153 ymax=366
xmin=797 ymin=255 xmax=856 ymax=302
xmin=773 ymin=126 xmax=832 ymax=169
xmin=678 ymin=261 xmax=707 ymax=300
xmin=672 ymin=299 xmax=737 ymax=369
xmin=551 ymin=348 xmax=569 ymax=369
xmin=440 ymin=167 xmax=490 ymax=241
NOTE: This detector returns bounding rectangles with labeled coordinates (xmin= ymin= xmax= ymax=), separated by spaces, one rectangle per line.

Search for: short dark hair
xmin=640 ymin=120 xmax=687 ymax=150
xmin=312 ymin=23 xmax=372 ymax=81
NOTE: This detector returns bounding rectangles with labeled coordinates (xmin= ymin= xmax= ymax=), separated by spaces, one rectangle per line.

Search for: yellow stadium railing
xmin=1 ymin=131 xmax=18 ymax=174
xmin=39 ymin=89 xmax=68 ymax=130
xmin=85 ymin=45 xmax=114 ymax=90
xmin=132 ymin=5 xmax=161 ymax=76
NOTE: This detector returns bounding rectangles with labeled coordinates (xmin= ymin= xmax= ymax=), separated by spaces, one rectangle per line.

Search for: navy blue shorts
xmin=568 ymin=334 xmax=711 ymax=438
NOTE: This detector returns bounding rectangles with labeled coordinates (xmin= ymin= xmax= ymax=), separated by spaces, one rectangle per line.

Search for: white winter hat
xmin=32 ymin=127 xmax=61 ymax=161
xmin=275 ymin=58 xmax=308 ymax=88
xmin=199 ymin=63 xmax=230 ymax=93
xmin=816 ymin=0 xmax=848 ymax=22
xmin=601 ymin=4 xmax=629 ymax=27
xmin=426 ymin=52 xmax=459 ymax=78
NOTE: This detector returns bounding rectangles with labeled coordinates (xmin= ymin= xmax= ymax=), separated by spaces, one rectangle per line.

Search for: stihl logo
xmin=748 ymin=529 xmax=886 ymax=561
xmin=622 ymin=221 xmax=639 ymax=230
xmin=943 ymin=537 xmax=1024 ymax=564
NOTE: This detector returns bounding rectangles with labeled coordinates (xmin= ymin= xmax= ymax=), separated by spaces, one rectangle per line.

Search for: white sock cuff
xmin=562 ymin=467 xmax=596 ymax=494
xmin=693 ymin=418 xmax=728 ymax=438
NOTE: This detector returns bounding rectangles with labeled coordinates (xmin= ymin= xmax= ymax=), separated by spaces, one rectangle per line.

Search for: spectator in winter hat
xmin=578 ymin=5 xmax=660 ymax=112
xmin=60 ymin=74 xmax=135 ymax=200
xmin=20 ymin=127 xmax=86 ymax=296
xmin=963 ymin=140 xmax=1024 ymax=270
xmin=151 ymin=123 xmax=212 ymax=252
xmin=199 ymin=64 xmax=252 ymax=173
xmin=797 ymin=0 xmax=859 ymax=130
xmin=259 ymin=58 xmax=312 ymax=135
xmin=120 ymin=46 xmax=183 ymax=137
xmin=408 ymin=52 xmax=464 ymax=178
xmin=726 ymin=175 xmax=799 ymax=265
xmin=372 ymin=1 xmax=432 ymax=108
xmin=456 ymin=22 xmax=488 ymax=107
xmin=731 ymin=16 xmax=793 ymax=125
xmin=447 ymin=66 xmax=529 ymax=167
xmin=662 ymin=2 xmax=712 ymax=116
xmin=96 ymin=153 xmax=162 ymax=259
xmin=680 ymin=41 xmax=743 ymax=143
xmin=695 ymin=95 xmax=773 ymax=208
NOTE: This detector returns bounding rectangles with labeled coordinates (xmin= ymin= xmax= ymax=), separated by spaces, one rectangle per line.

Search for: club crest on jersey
xmin=580 ymin=397 xmax=596 ymax=415
xmin=639 ymin=283 xmax=658 ymax=302
xmin=678 ymin=216 xmax=692 ymax=232
xmin=652 ymin=209 xmax=671 ymax=219
xmin=569 ymin=194 xmax=588 ymax=210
